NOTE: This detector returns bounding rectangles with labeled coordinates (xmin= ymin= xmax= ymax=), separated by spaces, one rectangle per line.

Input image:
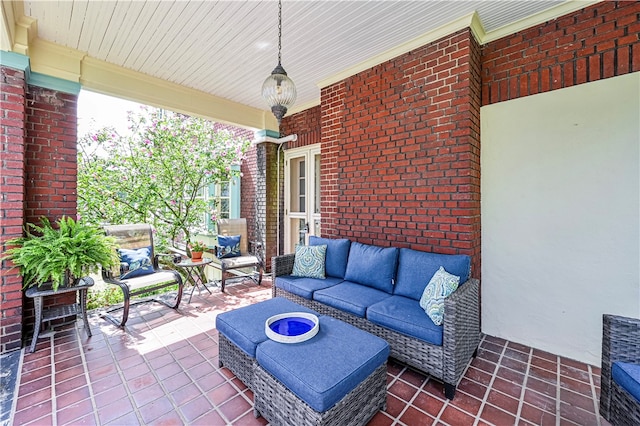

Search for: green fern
xmin=2 ymin=217 xmax=119 ymax=291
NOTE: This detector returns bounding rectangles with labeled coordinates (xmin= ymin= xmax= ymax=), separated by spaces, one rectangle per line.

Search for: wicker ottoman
xmin=215 ymin=297 xmax=318 ymax=388
xmin=253 ymin=315 xmax=390 ymax=426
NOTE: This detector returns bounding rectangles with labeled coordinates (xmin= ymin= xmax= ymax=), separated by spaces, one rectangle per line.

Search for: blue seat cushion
xmin=394 ymin=248 xmax=471 ymax=301
xmin=216 ymin=297 xmax=318 ymax=357
xmin=313 ymin=282 xmax=391 ymax=317
xmin=367 ymin=295 xmax=444 ymax=346
xmin=343 ymin=242 xmax=398 ymax=293
xmin=309 ymin=236 xmax=351 ymax=279
xmin=613 ymin=361 xmax=640 ymax=402
xmin=275 ymin=275 xmax=344 ymax=299
xmin=256 ymin=315 xmax=389 ymax=412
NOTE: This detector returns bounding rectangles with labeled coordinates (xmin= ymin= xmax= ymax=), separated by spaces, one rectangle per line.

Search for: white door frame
xmin=284 ymin=144 xmax=321 ymax=253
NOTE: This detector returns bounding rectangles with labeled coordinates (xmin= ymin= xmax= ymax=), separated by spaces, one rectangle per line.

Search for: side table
xmin=176 ymin=258 xmax=213 ymax=303
xmin=24 ymin=277 xmax=94 ymax=353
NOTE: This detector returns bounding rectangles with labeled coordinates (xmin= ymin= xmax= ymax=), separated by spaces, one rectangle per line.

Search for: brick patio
xmin=7 ymin=279 xmax=611 ymax=426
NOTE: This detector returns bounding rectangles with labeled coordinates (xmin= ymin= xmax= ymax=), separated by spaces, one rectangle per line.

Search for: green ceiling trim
xmin=29 ymin=71 xmax=81 ymax=95
xmin=0 ymin=50 xmax=29 ymax=71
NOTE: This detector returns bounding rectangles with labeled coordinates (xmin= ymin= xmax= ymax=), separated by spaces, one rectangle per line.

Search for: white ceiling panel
xmin=22 ymin=0 xmax=570 ymax=113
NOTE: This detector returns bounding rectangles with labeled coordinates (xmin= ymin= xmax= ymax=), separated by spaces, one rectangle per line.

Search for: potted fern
xmin=2 ymin=216 xmax=119 ymax=292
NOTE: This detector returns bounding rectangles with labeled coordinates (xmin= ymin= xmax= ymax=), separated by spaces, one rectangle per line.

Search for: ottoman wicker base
xmin=218 ymin=333 xmax=255 ymax=388
xmin=253 ymin=363 xmax=387 ymax=426
xmin=216 ymin=297 xmax=320 ymax=390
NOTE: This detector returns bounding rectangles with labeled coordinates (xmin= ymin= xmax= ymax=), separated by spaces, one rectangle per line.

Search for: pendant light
xmin=262 ymin=0 xmax=296 ymax=125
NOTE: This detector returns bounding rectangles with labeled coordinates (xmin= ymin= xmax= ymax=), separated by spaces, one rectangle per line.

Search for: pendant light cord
xmin=277 ymin=0 xmax=282 ymax=65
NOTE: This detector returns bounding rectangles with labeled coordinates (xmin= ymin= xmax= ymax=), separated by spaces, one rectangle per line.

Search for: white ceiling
xmin=23 ymin=0 xmax=567 ymax=113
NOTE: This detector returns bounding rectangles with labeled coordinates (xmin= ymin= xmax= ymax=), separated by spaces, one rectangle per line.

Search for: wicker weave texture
xmin=218 ymin=334 xmax=256 ymax=389
xmin=271 ymin=253 xmax=481 ymax=396
xmin=600 ymin=314 xmax=640 ymax=425
xmin=253 ymin=363 xmax=387 ymax=426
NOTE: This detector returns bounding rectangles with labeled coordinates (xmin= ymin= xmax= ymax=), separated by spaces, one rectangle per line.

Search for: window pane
xmin=221 ymin=182 xmax=230 ymax=197
xmin=220 ymin=199 xmax=229 ymax=214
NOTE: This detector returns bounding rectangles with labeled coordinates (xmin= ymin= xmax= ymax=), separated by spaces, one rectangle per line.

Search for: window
xmin=203 ymin=170 xmax=241 ymax=233
xmin=209 ymin=181 xmax=231 ymax=220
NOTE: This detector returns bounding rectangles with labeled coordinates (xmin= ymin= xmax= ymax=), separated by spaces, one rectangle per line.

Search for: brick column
xmin=0 ymin=65 xmax=28 ymax=353
xmin=21 ymin=86 xmax=79 ymax=334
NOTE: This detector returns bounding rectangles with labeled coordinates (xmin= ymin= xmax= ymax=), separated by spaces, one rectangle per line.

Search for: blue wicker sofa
xmin=271 ymin=236 xmax=480 ymax=400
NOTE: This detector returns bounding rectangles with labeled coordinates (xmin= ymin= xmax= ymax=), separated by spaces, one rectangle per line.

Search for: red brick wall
xmin=281 ymin=29 xmax=483 ymax=274
xmin=482 ymin=0 xmax=640 ymax=105
xmin=21 ymin=86 xmax=79 ymax=333
xmin=0 ymin=66 xmax=27 ymax=352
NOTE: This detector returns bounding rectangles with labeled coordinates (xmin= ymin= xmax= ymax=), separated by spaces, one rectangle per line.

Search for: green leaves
xmin=77 ymin=107 xmax=249 ymax=247
xmin=2 ymin=217 xmax=119 ymax=291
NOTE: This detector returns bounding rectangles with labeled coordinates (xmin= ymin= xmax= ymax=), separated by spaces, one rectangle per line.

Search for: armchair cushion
xmin=119 ymin=246 xmax=154 ymax=279
xmin=217 ymin=235 xmax=241 ymax=259
xmin=292 ymin=244 xmax=327 ymax=279
xmin=309 ymin=236 xmax=351 ymax=279
xmin=613 ymin=362 xmax=640 ymax=403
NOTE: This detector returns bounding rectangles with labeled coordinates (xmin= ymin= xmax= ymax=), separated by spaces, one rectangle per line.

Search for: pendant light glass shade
xmin=262 ymin=0 xmax=296 ymax=124
xmin=262 ymin=63 xmax=297 ymax=124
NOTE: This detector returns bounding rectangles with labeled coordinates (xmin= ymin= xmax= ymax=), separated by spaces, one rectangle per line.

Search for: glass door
xmin=284 ymin=145 xmax=321 ymax=253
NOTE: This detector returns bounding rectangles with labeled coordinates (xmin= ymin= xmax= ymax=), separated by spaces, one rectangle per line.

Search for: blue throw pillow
xmin=119 ymin=246 xmax=154 ymax=279
xmin=217 ymin=234 xmax=241 ymax=259
xmin=292 ymin=244 xmax=327 ymax=279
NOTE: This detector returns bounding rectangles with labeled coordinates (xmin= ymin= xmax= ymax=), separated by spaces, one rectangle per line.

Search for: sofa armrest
xmin=600 ymin=314 xmax=640 ymax=418
xmin=442 ymin=278 xmax=480 ymax=386
xmin=271 ymin=253 xmax=296 ymax=298
xmin=271 ymin=253 xmax=295 ymax=280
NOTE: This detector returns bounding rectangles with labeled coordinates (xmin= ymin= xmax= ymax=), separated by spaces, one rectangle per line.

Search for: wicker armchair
xmin=102 ymin=224 xmax=184 ymax=327
xmin=600 ymin=314 xmax=640 ymax=425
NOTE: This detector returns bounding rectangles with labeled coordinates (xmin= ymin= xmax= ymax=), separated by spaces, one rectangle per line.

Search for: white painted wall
xmin=481 ymin=72 xmax=640 ymax=366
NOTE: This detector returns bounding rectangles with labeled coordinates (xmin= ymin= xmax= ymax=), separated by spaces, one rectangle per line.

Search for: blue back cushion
xmin=309 ymin=236 xmax=351 ymax=279
xmin=344 ymin=242 xmax=398 ymax=293
xmin=119 ymin=246 xmax=154 ymax=279
xmin=394 ymin=248 xmax=471 ymax=300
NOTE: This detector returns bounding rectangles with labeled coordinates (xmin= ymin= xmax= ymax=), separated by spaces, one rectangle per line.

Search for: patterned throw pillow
xmin=119 ymin=246 xmax=154 ymax=279
xmin=291 ymin=244 xmax=327 ymax=279
xmin=217 ymin=235 xmax=241 ymax=259
xmin=419 ymin=266 xmax=460 ymax=325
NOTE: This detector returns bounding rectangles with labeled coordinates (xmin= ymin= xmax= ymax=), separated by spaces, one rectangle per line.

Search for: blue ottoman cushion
xmin=613 ymin=361 xmax=640 ymax=402
xmin=394 ymin=248 xmax=471 ymax=301
xmin=256 ymin=315 xmax=389 ymax=412
xmin=275 ymin=275 xmax=343 ymax=299
xmin=216 ymin=297 xmax=318 ymax=357
xmin=367 ymin=295 xmax=444 ymax=346
xmin=314 ymin=282 xmax=391 ymax=317
xmin=309 ymin=236 xmax=351 ymax=279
